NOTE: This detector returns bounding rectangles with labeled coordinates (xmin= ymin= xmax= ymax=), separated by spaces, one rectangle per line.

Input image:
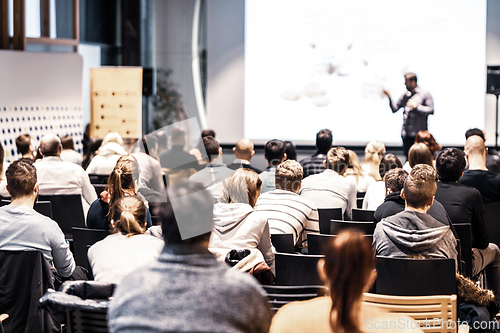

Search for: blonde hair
xmin=102 ymin=132 xmax=124 ymax=147
xmin=362 ymin=141 xmax=386 ymax=180
xmin=275 ymin=160 xmax=303 ymax=192
xmin=107 ymin=155 xmax=141 ymax=222
xmin=346 ymin=150 xmax=367 ymax=185
xmin=111 ymin=196 xmax=147 ymax=237
xmin=218 ymin=168 xmax=262 ymax=208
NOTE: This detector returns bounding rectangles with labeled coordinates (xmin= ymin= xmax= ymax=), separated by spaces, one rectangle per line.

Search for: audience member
xmin=82 ymin=138 xmax=103 ymax=170
xmin=415 ymin=130 xmax=442 ymax=159
xmin=87 ymin=155 xmax=153 ymax=230
xmin=188 ymin=129 xmax=216 ymax=166
xmin=189 ymin=136 xmax=234 ymax=199
xmin=300 ymin=147 xmax=356 ymax=220
xmin=300 ymin=129 xmax=332 ymax=178
xmin=260 ymin=139 xmax=287 ymax=194
xmin=403 ymin=142 xmax=434 ymax=173
xmin=88 ymin=196 xmax=163 ymax=284
xmin=362 ymin=141 xmax=386 ymax=181
xmin=60 ymin=135 xmax=83 ymax=166
xmin=35 ymin=134 xmax=96 ymax=214
xmin=15 ymin=133 xmax=35 ymax=161
xmin=270 ymin=230 xmax=422 ymax=333
xmin=160 ymin=128 xmax=200 ymax=172
xmin=255 ymin=160 xmax=319 ymax=248
xmin=86 ymin=132 xmax=127 ymax=175
xmin=108 ymin=181 xmax=272 ymax=333
xmin=465 ymin=128 xmax=500 ymax=174
xmin=0 ymin=142 xmax=8 ymax=197
xmin=344 ymin=150 xmax=375 ymax=192
xmin=284 ymin=140 xmax=297 ymax=161
xmin=373 ymin=165 xmax=458 ymax=268
xmin=227 ymin=138 xmax=262 ymax=173
xmin=434 ymin=148 xmax=500 ymax=301
xmin=362 ymin=154 xmax=402 ymax=210
xmin=209 ymin=168 xmax=275 ymax=277
xmin=131 ymin=136 xmax=165 ymax=193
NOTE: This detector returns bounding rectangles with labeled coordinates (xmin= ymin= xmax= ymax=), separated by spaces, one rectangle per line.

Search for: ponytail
xmin=107 ymin=155 xmax=139 ymax=222
xmin=112 ymin=196 xmax=147 ymax=236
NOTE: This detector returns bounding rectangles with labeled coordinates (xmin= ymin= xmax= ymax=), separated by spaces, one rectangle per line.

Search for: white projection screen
xmin=243 ymin=0 xmax=486 ymax=145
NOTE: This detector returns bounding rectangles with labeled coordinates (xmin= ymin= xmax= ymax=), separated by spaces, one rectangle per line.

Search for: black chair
xmin=88 ymin=174 xmax=109 ymax=185
xmin=275 ymin=252 xmax=323 ymax=286
xmin=375 ymin=256 xmax=456 ymax=296
xmin=307 ymin=233 xmax=373 ymax=255
xmin=271 ymin=234 xmax=295 ymax=254
xmin=356 ymin=192 xmax=366 ymax=209
xmin=317 ymin=208 xmax=342 ymax=234
xmin=72 ymin=227 xmax=110 ymax=271
xmin=484 ymin=202 xmax=500 ymax=249
xmin=38 ymin=194 xmax=86 ymax=240
xmin=34 ymin=201 xmax=53 ymax=219
xmin=263 ymin=285 xmax=328 ymax=311
xmin=92 ymin=184 xmax=107 ymax=197
xmin=330 ymin=220 xmax=375 ymax=235
xmin=454 ymin=223 xmax=473 ymax=278
xmin=351 ymin=208 xmax=375 ymax=222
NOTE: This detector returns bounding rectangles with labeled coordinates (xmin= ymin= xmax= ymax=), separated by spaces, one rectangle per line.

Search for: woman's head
xmin=364 ymin=141 xmax=386 ymax=164
xmin=107 ymin=155 xmax=141 ymax=219
xmin=102 ymin=132 xmax=124 ymax=147
xmin=378 ymin=154 xmax=402 ymax=180
xmin=218 ymin=168 xmax=262 ymax=207
xmin=111 ymin=196 xmax=147 ymax=236
xmin=415 ymin=130 xmax=441 ymax=156
xmin=408 ymin=143 xmax=434 ymax=168
xmin=346 ymin=150 xmax=363 ymax=176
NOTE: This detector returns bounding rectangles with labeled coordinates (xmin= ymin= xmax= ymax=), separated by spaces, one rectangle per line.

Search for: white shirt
xmin=132 ymin=152 xmax=165 ymax=193
xmin=86 ymin=142 xmax=127 ymax=175
xmin=363 ymin=181 xmax=386 ymax=210
xmin=60 ymin=149 xmax=83 ymax=166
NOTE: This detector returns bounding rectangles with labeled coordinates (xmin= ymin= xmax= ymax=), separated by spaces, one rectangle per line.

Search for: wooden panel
xmin=12 ymin=0 xmax=25 ymax=50
xmin=40 ymin=0 xmax=50 ymax=37
xmin=0 ymin=0 xmax=8 ymax=49
xmin=26 ymin=37 xmax=78 ymax=46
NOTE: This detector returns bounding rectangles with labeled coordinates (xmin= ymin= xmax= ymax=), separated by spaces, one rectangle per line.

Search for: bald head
xmin=465 ymin=135 xmax=486 ymax=156
xmin=233 ymin=138 xmax=255 ymax=161
xmin=39 ymin=134 xmax=62 ymax=157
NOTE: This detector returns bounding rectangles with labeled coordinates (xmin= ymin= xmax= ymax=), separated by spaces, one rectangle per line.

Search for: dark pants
xmin=54 ymin=266 xmax=90 ymax=290
xmin=402 ymin=136 xmax=415 ymax=160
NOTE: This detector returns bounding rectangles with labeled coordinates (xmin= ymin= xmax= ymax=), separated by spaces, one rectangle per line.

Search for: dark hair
xmin=112 ymin=196 xmax=147 ymax=236
xmin=82 ymin=138 xmax=103 ymax=170
xmin=378 ymin=154 xmax=402 ymax=179
xmin=15 ymin=134 xmax=32 ymax=155
xmin=415 ymin=131 xmax=442 ymax=156
xmin=201 ymin=129 xmax=215 ymax=138
xmin=284 ymin=141 xmax=297 ymax=161
xmin=404 ymin=164 xmax=437 ymax=209
xmin=324 ymin=230 xmax=375 ymax=333
xmin=436 ymin=148 xmax=466 ymax=182
xmin=202 ymin=136 xmax=220 ymax=162
xmin=107 ymin=155 xmax=141 ymax=222
xmin=159 ymin=180 xmax=214 ymax=245
xmin=265 ymin=139 xmax=286 ymax=166
xmin=405 ymin=72 xmax=417 ymax=84
xmin=384 ymin=168 xmax=408 ymax=193
xmin=5 ymin=159 xmax=37 ymax=199
xmin=316 ymin=129 xmax=333 ymax=154
xmin=408 ymin=143 xmax=434 ymax=168
xmin=61 ymin=135 xmax=75 ymax=150
xmin=0 ymin=142 xmax=4 ymax=176
xmin=465 ymin=128 xmax=485 ymax=141
xmin=326 ymin=147 xmax=349 ymax=174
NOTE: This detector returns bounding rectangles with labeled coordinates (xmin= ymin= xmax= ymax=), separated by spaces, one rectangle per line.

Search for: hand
xmin=382 ymin=90 xmax=391 ymax=98
xmin=407 ymin=99 xmax=418 ymax=109
xmin=100 ymin=190 xmax=110 ymax=203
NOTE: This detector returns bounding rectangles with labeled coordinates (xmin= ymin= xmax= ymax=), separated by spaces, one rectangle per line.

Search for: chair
xmin=330 ymin=220 xmax=375 ymax=235
xmin=484 ymin=202 xmax=500 ymax=248
xmin=88 ymin=174 xmax=109 ymax=184
xmin=72 ymin=227 xmax=110 ymax=271
xmin=271 ymin=234 xmax=295 ymax=254
xmin=375 ymin=256 xmax=456 ymax=296
xmin=453 ymin=223 xmax=473 ymax=278
xmin=93 ymin=184 xmax=107 ymax=197
xmin=275 ymin=252 xmax=323 ymax=286
xmin=357 ymin=192 xmax=366 ymax=209
xmin=362 ymin=293 xmax=458 ymax=333
xmin=317 ymin=208 xmax=342 ymax=234
xmin=34 ymin=200 xmax=53 ymax=219
xmin=263 ymin=285 xmax=328 ymax=312
xmin=352 ymin=208 xmax=375 ymax=222
xmin=307 ymin=233 xmax=373 ymax=255
xmin=38 ymin=194 xmax=86 ymax=240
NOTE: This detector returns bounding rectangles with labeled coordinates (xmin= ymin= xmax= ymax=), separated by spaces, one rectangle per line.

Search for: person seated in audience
xmin=35 ymin=133 xmax=97 ymax=215
xmin=255 ymin=160 xmax=319 ymax=248
xmin=0 ymin=142 xmax=9 ymax=197
xmin=88 ymin=196 xmax=163 ymax=284
xmin=188 ymin=129 xmax=216 ymax=167
xmin=465 ymin=128 xmax=500 ymax=173
xmin=403 ymin=142 xmax=434 ymax=173
xmin=373 ymin=165 xmax=458 ymax=268
xmin=459 ymin=135 xmax=500 ymax=203
xmin=270 ymin=230 xmax=422 ymax=333
xmin=300 ymin=147 xmax=356 ymax=220
xmin=227 ymin=138 xmax=262 ymax=173
xmin=259 ymin=139 xmax=286 ymax=194
xmin=284 ymin=140 xmax=297 ymax=161
xmin=130 ymin=136 xmax=165 ymax=194
xmin=344 ymin=150 xmax=375 ymax=192
xmin=361 ymin=140 xmax=386 ymax=181
xmin=15 ymin=133 xmax=36 ymax=161
xmin=362 ymin=154 xmax=402 ymax=210
xmin=108 ymin=181 xmax=272 ymax=333
xmin=300 ymin=129 xmax=332 ymax=178
xmin=209 ymin=168 xmax=275 ymax=276
xmin=86 ymin=132 xmax=127 ymax=175
xmin=415 ymin=130 xmax=442 ymax=159
xmin=160 ymin=127 xmax=200 ymax=173
xmin=60 ymin=135 xmax=83 ymax=166
xmin=87 ymin=155 xmax=153 ymax=230
xmin=189 ymin=136 xmax=235 ymax=199
xmin=82 ymin=138 xmax=103 ymax=170
xmin=434 ymin=148 xmax=500 ymax=301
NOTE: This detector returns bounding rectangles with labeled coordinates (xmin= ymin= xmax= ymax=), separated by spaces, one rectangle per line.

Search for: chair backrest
xmin=88 ymin=174 xmax=109 ymax=185
xmin=72 ymin=227 xmax=110 ymax=270
xmin=317 ymin=208 xmax=342 ymax=234
xmin=484 ymin=202 xmax=500 ymax=249
xmin=263 ymin=285 xmax=328 ymax=312
xmin=363 ymin=293 xmax=458 ymax=333
xmin=375 ymin=256 xmax=456 ymax=296
xmin=330 ymin=220 xmax=375 ymax=235
xmin=307 ymin=233 xmax=373 ymax=255
xmin=271 ymin=234 xmax=295 ymax=254
xmin=34 ymin=201 xmax=53 ymax=219
xmin=453 ymin=223 xmax=473 ymax=278
xmin=92 ymin=184 xmax=107 ymax=197
xmin=275 ymin=252 xmax=323 ymax=286
xmin=38 ymin=194 xmax=85 ymax=240
xmin=352 ymin=208 xmax=375 ymax=222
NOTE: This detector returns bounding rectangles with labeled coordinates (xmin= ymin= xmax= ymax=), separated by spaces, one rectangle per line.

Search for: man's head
xmin=15 ymin=134 xmax=34 ymax=157
xmin=316 ymin=129 xmax=333 ymax=154
xmin=404 ymin=73 xmax=418 ymax=91
xmin=275 ymin=160 xmax=303 ymax=193
xmin=264 ymin=139 xmax=286 ymax=166
xmin=202 ymin=136 xmax=221 ymax=163
xmin=465 ymin=128 xmax=485 ymax=141
xmin=384 ymin=168 xmax=408 ymax=195
xmin=402 ymin=164 xmax=437 ymax=210
xmin=61 ymin=135 xmax=75 ymax=150
xmin=464 ymin=135 xmax=487 ymax=160
xmin=170 ymin=128 xmax=186 ymax=146
xmin=5 ymin=159 xmax=37 ymax=200
xmin=324 ymin=147 xmax=349 ymax=175
xmin=39 ymin=134 xmax=62 ymax=157
xmin=201 ymin=129 xmax=215 ymax=138
xmin=436 ymin=148 xmax=466 ymax=182
xmin=233 ymin=138 xmax=255 ymax=161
